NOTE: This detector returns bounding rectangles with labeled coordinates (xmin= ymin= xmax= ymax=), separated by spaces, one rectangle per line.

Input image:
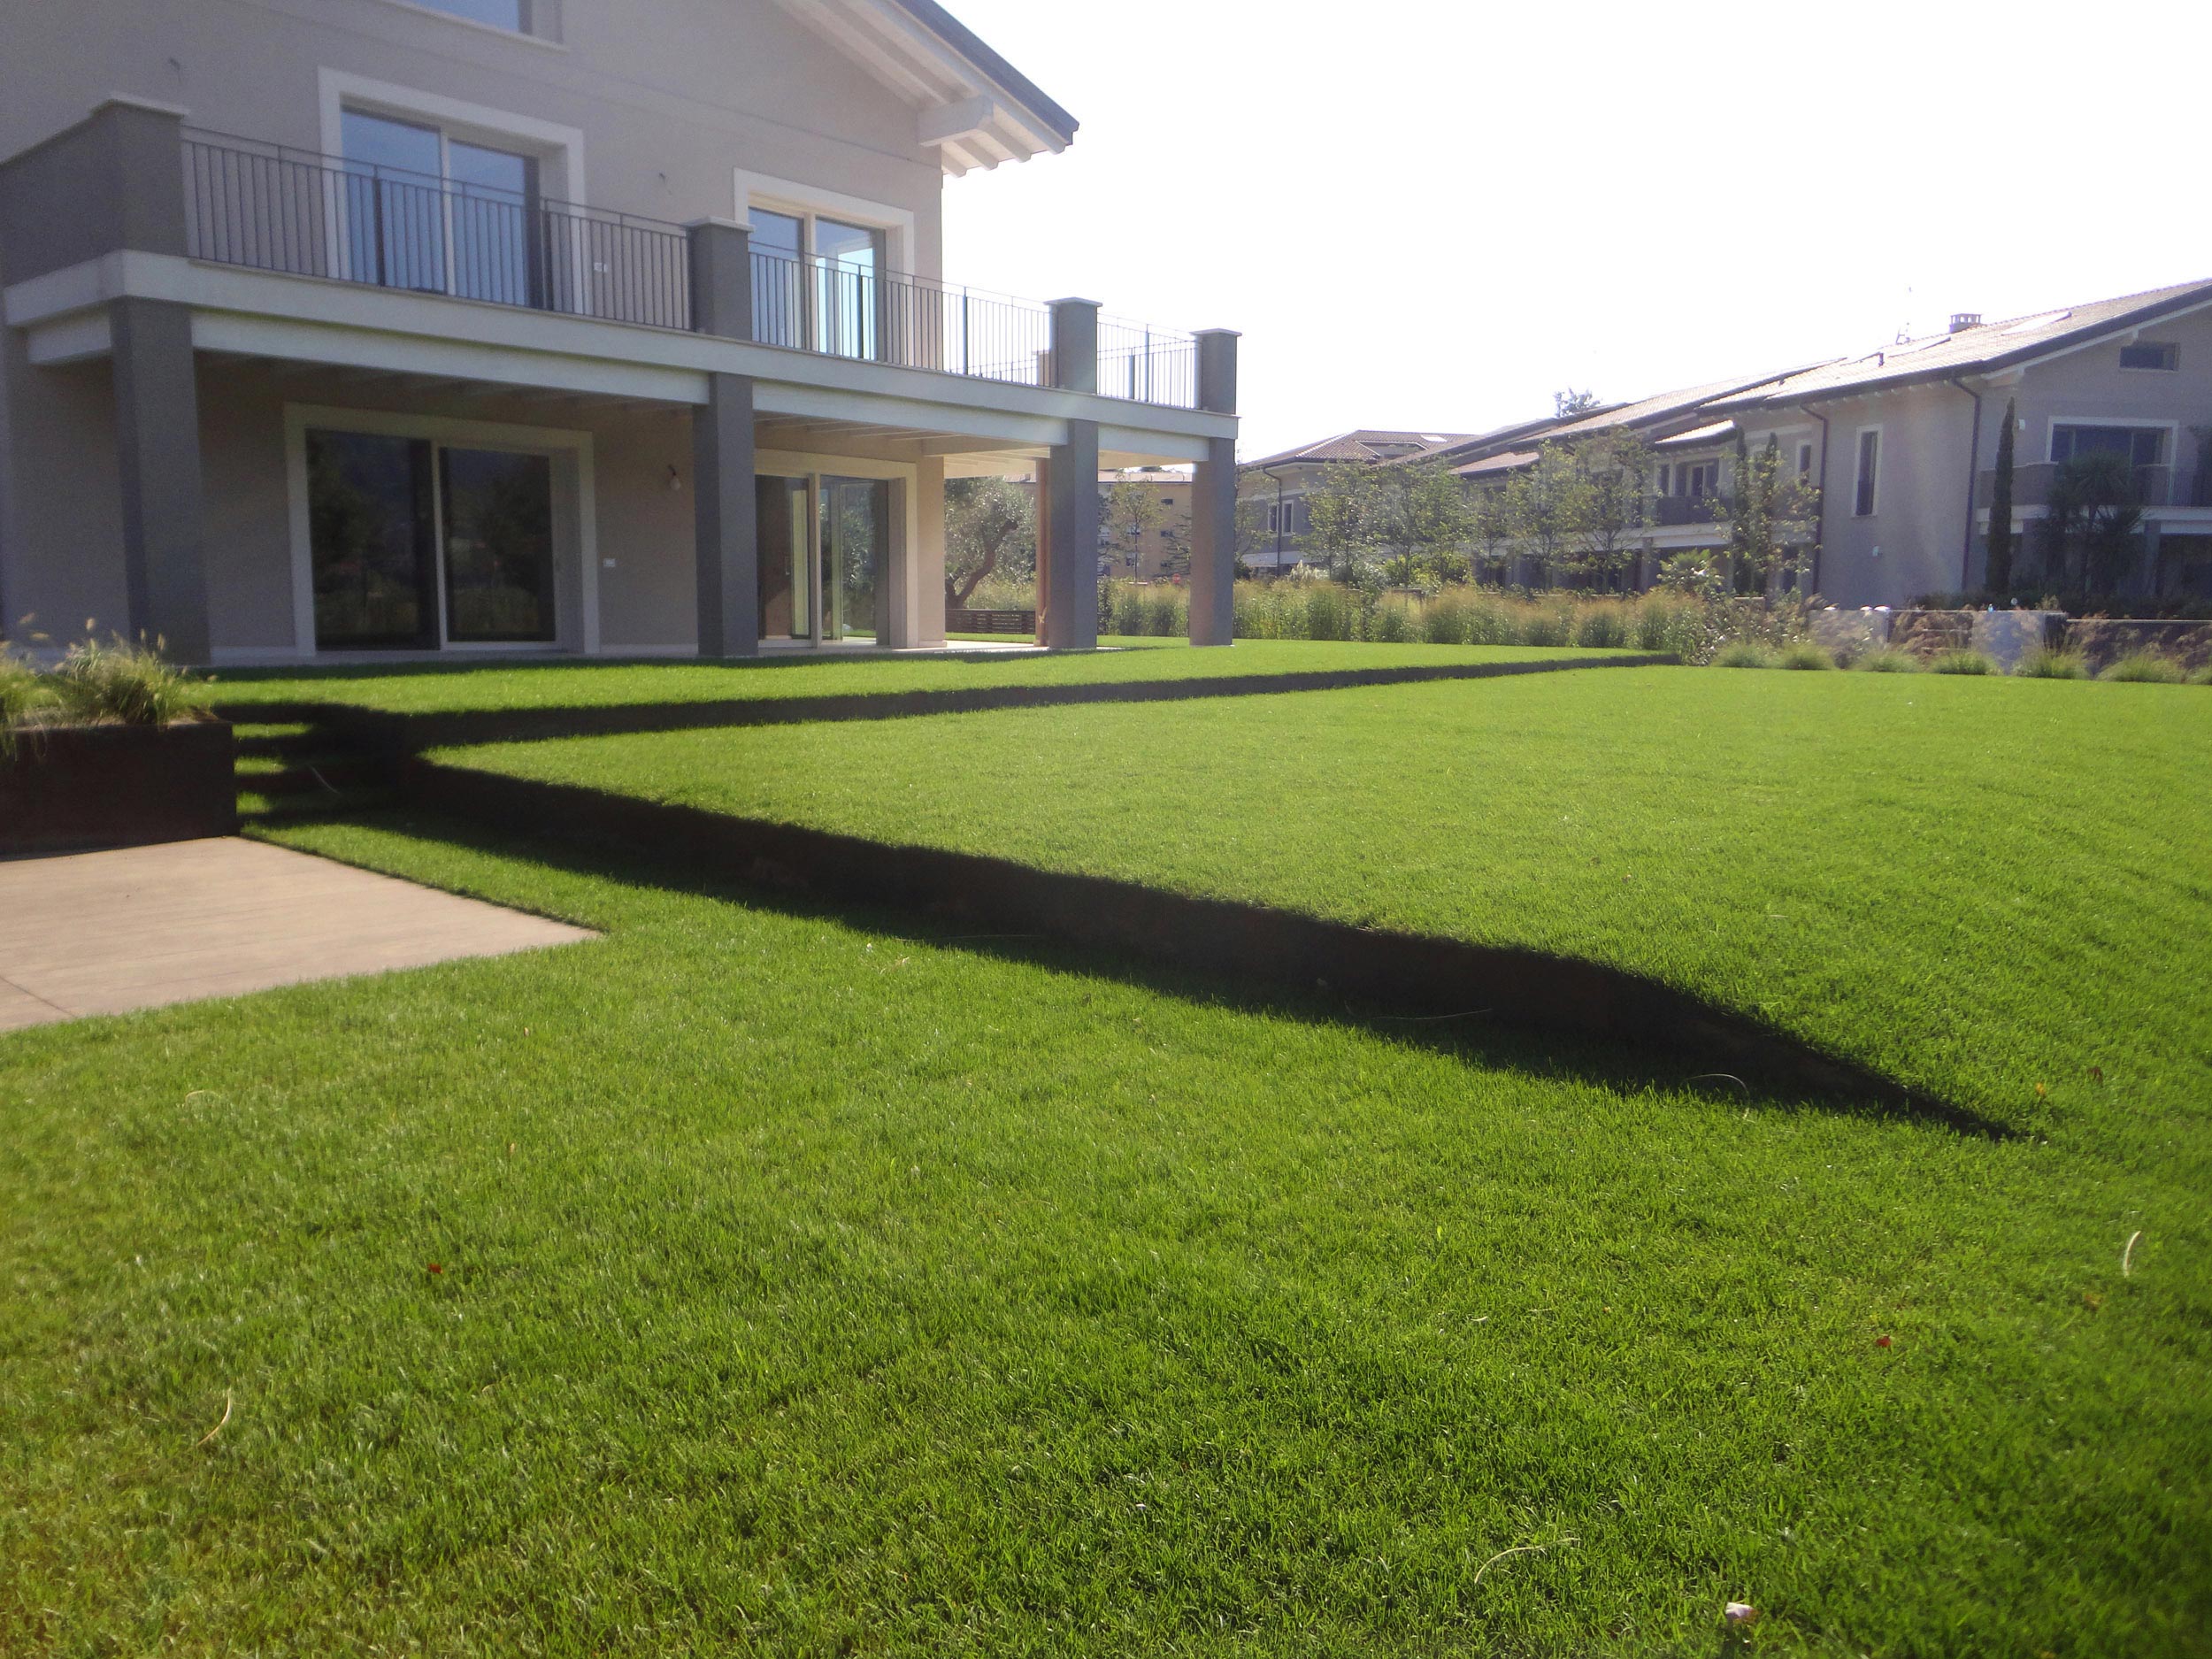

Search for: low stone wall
xmin=1810 ymin=608 xmax=2062 ymax=669
xmin=2062 ymin=618 xmax=2212 ymax=672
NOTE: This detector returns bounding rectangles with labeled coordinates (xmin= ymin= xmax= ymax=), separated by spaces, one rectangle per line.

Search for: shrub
xmin=1574 ymin=605 xmax=1629 ymax=649
xmin=1 ymin=647 xmax=50 ymax=759
xmin=2016 ymin=648 xmax=2088 ymax=680
xmin=1777 ymin=641 xmax=1836 ymax=670
xmin=2190 ymin=664 xmax=2212 ymax=687
xmin=1855 ymin=649 xmax=1922 ymax=673
xmin=1521 ymin=603 xmax=1572 ymax=649
xmin=1714 ymin=640 xmax=1776 ymax=669
xmin=46 ymin=636 xmax=210 ymax=725
xmin=1371 ymin=598 xmax=1416 ymax=643
xmin=1929 ymin=649 xmax=1998 ymax=676
xmin=2101 ymin=650 xmax=2185 ymax=684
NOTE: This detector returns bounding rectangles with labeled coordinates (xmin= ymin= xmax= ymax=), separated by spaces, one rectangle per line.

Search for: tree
xmin=1370 ymin=462 xmax=1475 ymax=585
xmin=943 ymin=476 xmax=1035 ymax=607
xmin=1499 ymin=443 xmax=1588 ymax=584
xmin=1555 ymin=388 xmax=1602 ymax=418
xmin=1302 ymin=460 xmax=1379 ymax=581
xmin=1564 ymin=429 xmax=1654 ymax=588
xmin=1985 ymin=397 xmax=2017 ymax=595
xmin=1722 ymin=433 xmax=1786 ymax=595
xmin=2040 ymin=452 xmax=2142 ymax=593
xmin=1467 ymin=485 xmax=1515 ymax=585
xmin=1101 ymin=478 xmax=1167 ymax=577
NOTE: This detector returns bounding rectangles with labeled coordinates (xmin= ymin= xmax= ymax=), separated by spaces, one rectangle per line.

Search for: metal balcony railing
xmin=181 ymin=130 xmax=691 ymax=330
xmin=179 ymin=128 xmax=1206 ymax=408
xmin=1976 ymin=462 xmax=2200 ymax=509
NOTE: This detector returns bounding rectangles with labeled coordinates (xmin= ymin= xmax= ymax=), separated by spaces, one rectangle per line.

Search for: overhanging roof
xmin=772 ymin=0 xmax=1078 ymax=174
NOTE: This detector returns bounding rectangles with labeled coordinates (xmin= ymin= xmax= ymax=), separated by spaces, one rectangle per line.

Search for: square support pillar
xmin=110 ymin=297 xmax=210 ymax=662
xmin=914 ymin=457 xmax=948 ymax=647
xmin=1043 ymin=421 xmax=1100 ymax=649
xmin=1189 ymin=437 xmax=1237 ymax=647
xmin=1049 ymin=298 xmax=1100 ymax=394
xmin=693 ymin=372 xmax=760 ymax=657
xmin=686 ymin=218 xmax=753 ymax=340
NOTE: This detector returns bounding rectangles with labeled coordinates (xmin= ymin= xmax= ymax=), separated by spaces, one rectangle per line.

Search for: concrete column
xmin=1049 ymin=298 xmax=1100 ymax=394
xmin=0 ymin=96 xmax=189 ymax=288
xmin=913 ymin=457 xmax=947 ymax=647
xmin=1043 ymin=422 xmax=1100 ymax=649
xmin=2138 ymin=520 xmax=2162 ymax=601
xmin=1187 ymin=329 xmax=1241 ymax=647
xmin=109 ymin=297 xmax=210 ymax=662
xmin=686 ymin=219 xmax=753 ymax=341
xmin=692 ymin=373 xmax=759 ymax=657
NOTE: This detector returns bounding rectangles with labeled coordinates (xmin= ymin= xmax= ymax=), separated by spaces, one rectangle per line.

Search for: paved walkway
xmin=0 ymin=837 xmax=595 ymax=1032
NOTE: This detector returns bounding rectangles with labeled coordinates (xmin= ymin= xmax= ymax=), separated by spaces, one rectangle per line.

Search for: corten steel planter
xmin=0 ymin=719 xmax=237 ymax=855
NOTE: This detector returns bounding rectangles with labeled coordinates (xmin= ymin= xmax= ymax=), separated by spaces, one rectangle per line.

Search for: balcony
xmin=1652 ymin=494 xmax=1728 ymax=526
xmin=1975 ymin=463 xmax=2208 ymax=510
xmin=177 ymin=127 xmax=1202 ymax=409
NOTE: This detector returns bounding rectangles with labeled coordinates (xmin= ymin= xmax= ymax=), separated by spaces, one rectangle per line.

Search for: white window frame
xmin=363 ymin=0 xmax=566 ymax=48
xmin=734 ymin=169 xmax=916 ymax=276
xmin=2116 ymin=341 xmax=2180 ymax=373
xmin=319 ymin=70 xmax=587 ymax=205
xmin=283 ymin=403 xmax=598 ymax=659
xmin=1853 ymin=425 xmax=1882 ymax=518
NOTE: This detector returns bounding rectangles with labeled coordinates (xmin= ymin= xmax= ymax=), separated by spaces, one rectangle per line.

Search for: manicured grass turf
xmin=4 ymin=817 xmax=2204 ymax=1655
xmin=445 ymin=665 xmax=2212 ymax=1132
xmin=207 ymin=639 xmax=1632 ymax=717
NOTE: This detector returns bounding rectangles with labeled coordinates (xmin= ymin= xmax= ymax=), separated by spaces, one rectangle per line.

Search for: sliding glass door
xmin=339 ymin=109 xmax=541 ymax=305
xmin=306 ymin=427 xmax=557 ymax=650
xmin=751 ymin=472 xmax=890 ymax=643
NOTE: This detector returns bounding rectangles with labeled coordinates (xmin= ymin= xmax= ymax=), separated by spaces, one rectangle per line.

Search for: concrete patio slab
xmin=0 ymin=837 xmax=595 ymax=1032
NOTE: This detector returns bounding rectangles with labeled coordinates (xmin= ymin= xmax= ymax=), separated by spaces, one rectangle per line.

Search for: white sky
xmin=941 ymin=0 xmax=2212 ymax=461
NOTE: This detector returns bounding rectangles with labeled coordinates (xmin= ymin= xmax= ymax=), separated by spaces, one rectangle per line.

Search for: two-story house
xmin=0 ymin=0 xmax=1240 ymax=664
xmin=1270 ymin=281 xmax=2212 ymax=606
xmin=1241 ymin=430 xmax=1476 ymax=573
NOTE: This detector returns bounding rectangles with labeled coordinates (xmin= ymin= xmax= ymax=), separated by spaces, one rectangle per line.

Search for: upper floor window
xmin=1797 ymin=442 xmax=1814 ymax=477
xmin=2119 ymin=342 xmax=2179 ymax=372
xmin=2051 ymin=424 xmax=2164 ymax=466
xmin=341 ymin=109 xmax=541 ymax=306
xmin=1679 ymin=459 xmax=1718 ymax=499
xmin=1854 ymin=429 xmax=1879 ymax=517
xmin=750 ymin=208 xmax=887 ymax=359
xmin=416 ymin=0 xmax=526 ymax=29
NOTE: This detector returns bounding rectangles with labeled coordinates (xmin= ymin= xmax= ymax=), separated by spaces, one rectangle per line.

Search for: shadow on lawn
xmin=217 ymin=655 xmax=1672 ymax=751
xmin=342 ymin=789 xmax=2013 ymax=1143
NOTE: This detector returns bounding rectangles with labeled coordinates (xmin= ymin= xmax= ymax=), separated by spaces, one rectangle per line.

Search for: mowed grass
xmin=4 ymin=818 xmax=2207 ymax=1655
xmin=445 ymin=664 xmax=2212 ymax=1131
xmin=207 ymin=639 xmax=1634 ymax=717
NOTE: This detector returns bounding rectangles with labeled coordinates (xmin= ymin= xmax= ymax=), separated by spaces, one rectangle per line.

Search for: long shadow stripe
xmin=404 ymin=757 xmax=2005 ymax=1138
xmin=221 ymin=653 xmax=1676 ymax=753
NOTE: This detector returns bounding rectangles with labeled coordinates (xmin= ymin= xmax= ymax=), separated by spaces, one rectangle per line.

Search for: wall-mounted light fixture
xmin=666 ymin=465 xmax=683 ymax=493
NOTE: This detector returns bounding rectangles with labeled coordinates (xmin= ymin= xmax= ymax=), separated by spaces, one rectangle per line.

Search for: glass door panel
xmin=755 ymin=474 xmax=811 ymax=638
xmin=306 ymin=429 xmax=437 ymax=649
xmin=340 ymin=111 xmax=446 ymax=295
xmin=448 ymin=139 xmax=537 ymax=306
xmin=750 ymin=209 xmax=805 ymax=348
xmin=813 ymin=217 xmax=882 ymax=360
xmin=440 ymin=448 xmax=557 ymax=642
xmin=820 ymin=477 xmax=887 ymax=641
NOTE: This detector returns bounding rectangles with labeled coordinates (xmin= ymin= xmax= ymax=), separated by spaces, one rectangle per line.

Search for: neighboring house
xmin=1097 ymin=466 xmax=1192 ymax=580
xmin=1240 ymin=430 xmax=1475 ymax=572
xmin=1276 ymin=282 xmax=2212 ymax=605
xmin=0 ymin=0 xmax=1240 ymax=663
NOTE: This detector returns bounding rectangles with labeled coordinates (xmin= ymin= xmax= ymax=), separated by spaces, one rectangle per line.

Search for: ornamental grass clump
xmin=1854 ymin=648 xmax=1922 ymax=673
xmin=0 ymin=645 xmax=51 ymax=759
xmin=46 ymin=635 xmax=210 ymax=725
xmin=1713 ymin=640 xmax=1776 ymax=668
xmin=2101 ymin=650 xmax=2185 ymax=684
xmin=1929 ymin=649 xmax=1998 ymax=675
xmin=2016 ymin=647 xmax=2089 ymax=680
xmin=1777 ymin=640 xmax=1837 ymax=670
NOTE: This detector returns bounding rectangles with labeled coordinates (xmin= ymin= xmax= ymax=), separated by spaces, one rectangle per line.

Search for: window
xmin=1798 ymin=442 xmax=1814 ymax=476
xmin=340 ymin=108 xmax=542 ymax=305
xmin=1655 ymin=463 xmax=1671 ymax=496
xmin=2051 ymin=424 xmax=2164 ymax=466
xmin=1682 ymin=460 xmax=1718 ymax=499
xmin=408 ymin=0 xmax=537 ymax=31
xmin=749 ymin=207 xmax=887 ymax=358
xmin=2120 ymin=342 xmax=2179 ymax=372
xmin=1854 ymin=429 xmax=1879 ymax=517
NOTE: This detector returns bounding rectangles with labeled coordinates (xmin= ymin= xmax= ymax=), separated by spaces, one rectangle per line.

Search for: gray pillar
xmin=1188 ymin=329 xmax=1241 ymax=646
xmin=0 ymin=96 xmax=188 ymax=288
xmin=693 ymin=373 xmax=759 ymax=657
xmin=1049 ymin=298 xmax=1100 ymax=394
xmin=1043 ymin=420 xmax=1100 ymax=649
xmin=685 ymin=218 xmax=753 ymax=341
xmin=109 ymin=297 xmax=210 ymax=662
xmin=2138 ymin=520 xmax=2162 ymax=601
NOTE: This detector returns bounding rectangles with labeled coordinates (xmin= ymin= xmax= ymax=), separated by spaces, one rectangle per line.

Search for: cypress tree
xmin=1986 ymin=397 xmax=2017 ymax=595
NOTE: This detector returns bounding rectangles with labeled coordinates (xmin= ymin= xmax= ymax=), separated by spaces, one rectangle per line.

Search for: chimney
xmin=1950 ymin=311 xmax=1983 ymax=333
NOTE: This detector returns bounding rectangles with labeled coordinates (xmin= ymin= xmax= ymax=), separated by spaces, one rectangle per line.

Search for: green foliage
xmin=1986 ymin=398 xmax=2017 ymax=593
xmin=943 ymin=476 xmax=1035 ymax=607
xmin=44 ymin=635 xmax=210 ymax=725
xmin=2190 ymin=663 xmax=2212 ymax=687
xmin=1854 ymin=648 xmax=1923 ymax=673
xmin=1777 ymin=640 xmax=1837 ymax=670
xmin=1573 ymin=607 xmax=1628 ymax=649
xmin=2016 ymin=647 xmax=2088 ymax=680
xmin=0 ymin=645 xmax=51 ymax=758
xmin=1297 ymin=461 xmax=1474 ymax=586
xmin=1929 ymin=649 xmax=1999 ymax=676
xmin=1713 ymin=640 xmax=1777 ymax=668
xmin=2039 ymin=453 xmax=2144 ymax=591
xmin=2101 ymin=650 xmax=2185 ymax=684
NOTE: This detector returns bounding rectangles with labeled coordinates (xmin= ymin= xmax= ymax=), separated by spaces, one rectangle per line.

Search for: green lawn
xmin=7 ymin=663 xmax=2210 ymax=1653
xmin=442 ymin=664 xmax=2212 ymax=1128
xmin=208 ymin=639 xmax=1638 ymax=718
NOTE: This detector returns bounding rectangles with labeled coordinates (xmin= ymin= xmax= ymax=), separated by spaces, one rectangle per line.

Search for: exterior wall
xmin=0 ymin=339 xmax=127 ymax=639
xmin=1809 ymin=385 xmax=1978 ymax=608
xmin=2003 ymin=305 xmax=2212 ymax=487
